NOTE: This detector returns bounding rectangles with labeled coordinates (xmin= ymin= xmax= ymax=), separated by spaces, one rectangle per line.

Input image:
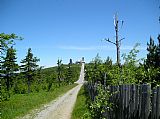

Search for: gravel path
xmin=22 ymin=63 xmax=85 ymax=119
xmin=35 ymin=84 xmax=83 ymax=119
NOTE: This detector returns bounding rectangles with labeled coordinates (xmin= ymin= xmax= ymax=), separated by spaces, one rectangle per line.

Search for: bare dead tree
xmin=104 ymin=13 xmax=124 ymax=67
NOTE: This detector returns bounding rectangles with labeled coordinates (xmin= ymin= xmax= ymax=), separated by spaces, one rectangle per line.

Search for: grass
xmin=1 ymin=83 xmax=77 ymax=119
xmin=71 ymin=85 xmax=91 ymax=119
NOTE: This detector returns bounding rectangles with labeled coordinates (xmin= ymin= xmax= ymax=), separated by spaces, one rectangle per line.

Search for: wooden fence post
xmin=130 ymin=84 xmax=136 ymax=118
xmin=156 ymin=86 xmax=160 ymax=119
xmin=135 ymin=85 xmax=140 ymax=118
xmin=151 ymin=87 xmax=157 ymax=119
xmin=141 ymin=84 xmax=151 ymax=119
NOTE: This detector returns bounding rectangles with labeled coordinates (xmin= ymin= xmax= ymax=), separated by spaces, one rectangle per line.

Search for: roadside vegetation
xmin=1 ymin=84 xmax=77 ymax=119
xmin=81 ymin=14 xmax=160 ymax=118
xmin=83 ymin=35 xmax=160 ymax=119
xmin=71 ymin=85 xmax=91 ymax=119
xmin=71 ymin=35 xmax=160 ymax=119
xmin=0 ymin=33 xmax=81 ymax=119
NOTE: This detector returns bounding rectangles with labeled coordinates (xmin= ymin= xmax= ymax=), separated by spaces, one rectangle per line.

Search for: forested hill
xmin=40 ymin=64 xmax=81 ymax=87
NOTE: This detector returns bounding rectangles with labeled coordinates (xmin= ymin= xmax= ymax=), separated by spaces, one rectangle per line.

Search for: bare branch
xmin=118 ymin=38 xmax=125 ymax=42
xmin=104 ymin=38 xmax=116 ymax=45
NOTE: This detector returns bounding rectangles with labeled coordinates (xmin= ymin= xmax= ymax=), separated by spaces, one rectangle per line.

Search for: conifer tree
xmin=145 ymin=36 xmax=160 ymax=86
xmin=105 ymin=56 xmax=112 ymax=68
xmin=145 ymin=36 xmax=160 ymax=68
xmin=2 ymin=46 xmax=18 ymax=97
xmin=0 ymin=33 xmax=22 ymax=74
xmin=57 ymin=59 xmax=62 ymax=87
xmin=67 ymin=62 xmax=72 ymax=84
xmin=20 ymin=48 xmax=40 ymax=93
xmin=69 ymin=59 xmax=73 ymax=64
xmin=145 ymin=37 xmax=157 ymax=68
xmin=155 ymin=34 xmax=160 ymax=67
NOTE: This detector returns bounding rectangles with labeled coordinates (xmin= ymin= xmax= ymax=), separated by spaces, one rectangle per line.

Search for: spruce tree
xmin=145 ymin=37 xmax=157 ymax=68
xmin=57 ymin=59 xmax=62 ymax=87
xmin=69 ymin=59 xmax=73 ymax=64
xmin=155 ymin=34 xmax=160 ymax=67
xmin=105 ymin=56 xmax=112 ymax=68
xmin=145 ymin=36 xmax=160 ymax=86
xmin=2 ymin=46 xmax=18 ymax=97
xmin=67 ymin=62 xmax=72 ymax=84
xmin=20 ymin=48 xmax=40 ymax=93
xmin=0 ymin=33 xmax=22 ymax=75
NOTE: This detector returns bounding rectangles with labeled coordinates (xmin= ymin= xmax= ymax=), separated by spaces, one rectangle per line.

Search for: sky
xmin=1 ymin=0 xmax=160 ymax=68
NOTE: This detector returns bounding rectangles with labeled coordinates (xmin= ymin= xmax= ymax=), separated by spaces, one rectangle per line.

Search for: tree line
xmin=85 ymin=35 xmax=160 ymax=87
xmin=0 ymin=33 xmax=81 ymax=101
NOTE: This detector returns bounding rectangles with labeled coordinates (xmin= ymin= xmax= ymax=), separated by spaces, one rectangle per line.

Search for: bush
xmin=89 ymin=84 xmax=112 ymax=119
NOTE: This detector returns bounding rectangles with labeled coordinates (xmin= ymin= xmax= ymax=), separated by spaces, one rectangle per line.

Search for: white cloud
xmin=58 ymin=46 xmax=99 ymax=50
xmin=58 ymin=45 xmax=146 ymax=51
xmin=121 ymin=45 xmax=146 ymax=50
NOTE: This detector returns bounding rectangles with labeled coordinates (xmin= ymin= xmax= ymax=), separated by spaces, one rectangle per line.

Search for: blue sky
xmin=1 ymin=0 xmax=160 ymax=67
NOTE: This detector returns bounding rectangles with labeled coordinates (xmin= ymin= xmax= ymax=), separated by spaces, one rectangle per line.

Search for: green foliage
xmin=65 ymin=63 xmax=81 ymax=84
xmin=0 ymin=33 xmax=22 ymax=62
xmin=107 ymin=65 xmax=121 ymax=85
xmin=40 ymin=67 xmax=57 ymax=90
xmin=120 ymin=43 xmax=142 ymax=84
xmin=144 ymin=36 xmax=160 ymax=87
xmin=46 ymin=73 xmax=56 ymax=91
xmin=20 ymin=48 xmax=40 ymax=93
xmin=84 ymin=39 xmax=159 ymax=119
xmin=32 ymin=63 xmax=80 ymax=92
xmin=145 ymin=37 xmax=158 ymax=68
xmin=85 ymin=55 xmax=116 ymax=85
xmin=1 ymin=46 xmax=19 ymax=100
xmin=70 ymin=64 xmax=81 ymax=83
xmin=122 ymin=43 xmax=140 ymax=65
xmin=57 ymin=59 xmax=63 ymax=86
xmin=85 ymin=44 xmax=145 ymax=86
xmin=85 ymin=42 xmax=155 ymax=87
xmin=86 ymin=54 xmax=106 ymax=84
xmin=66 ymin=63 xmax=72 ymax=84
xmin=90 ymin=84 xmax=112 ymax=119
xmin=1 ymin=84 xmax=77 ymax=119
xmin=156 ymin=34 xmax=160 ymax=66
xmin=0 ymin=32 xmax=81 ymax=118
xmin=104 ymin=56 xmax=112 ymax=70
xmin=84 ymin=44 xmax=159 ymax=118
xmin=0 ymin=33 xmax=22 ymax=100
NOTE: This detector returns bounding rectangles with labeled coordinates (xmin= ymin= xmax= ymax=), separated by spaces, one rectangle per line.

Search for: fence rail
xmin=85 ymin=83 xmax=160 ymax=119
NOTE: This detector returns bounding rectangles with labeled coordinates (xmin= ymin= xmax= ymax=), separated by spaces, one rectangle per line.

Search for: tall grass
xmin=1 ymin=84 xmax=77 ymax=119
xmin=71 ymin=85 xmax=91 ymax=119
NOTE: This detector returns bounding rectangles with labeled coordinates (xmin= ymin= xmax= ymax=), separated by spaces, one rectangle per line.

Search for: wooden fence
xmin=85 ymin=83 xmax=160 ymax=119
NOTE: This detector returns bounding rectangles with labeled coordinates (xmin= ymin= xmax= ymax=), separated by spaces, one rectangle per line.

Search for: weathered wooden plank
xmin=134 ymin=85 xmax=139 ymax=118
xmin=130 ymin=84 xmax=136 ymax=118
xmin=156 ymin=86 xmax=160 ymax=119
xmin=124 ymin=85 xmax=129 ymax=119
xmin=128 ymin=85 xmax=131 ymax=119
xmin=119 ymin=85 xmax=124 ymax=119
xmin=115 ymin=85 xmax=120 ymax=119
xmin=139 ymin=85 xmax=142 ymax=118
xmin=141 ymin=84 xmax=151 ymax=119
xmin=151 ymin=88 xmax=157 ymax=119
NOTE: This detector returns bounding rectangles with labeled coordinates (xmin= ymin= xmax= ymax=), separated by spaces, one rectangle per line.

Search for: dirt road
xmin=22 ymin=63 xmax=85 ymax=119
